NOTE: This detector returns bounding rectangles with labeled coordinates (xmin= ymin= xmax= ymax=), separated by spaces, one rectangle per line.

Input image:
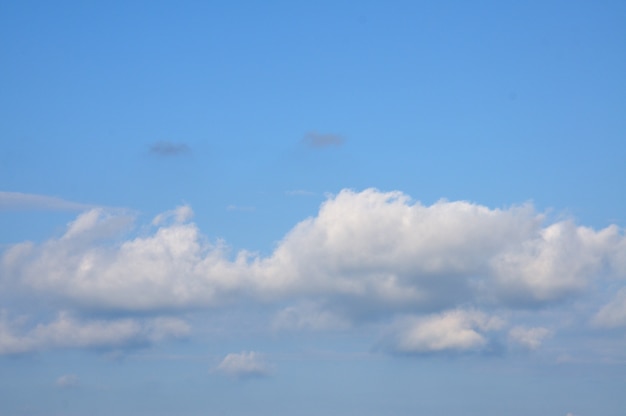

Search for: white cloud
xmin=216 ymin=351 xmax=271 ymax=378
xmin=0 ymin=191 xmax=96 ymax=211
xmin=152 ymin=205 xmax=194 ymax=226
xmin=55 ymin=374 xmax=78 ymax=388
xmin=256 ymin=189 xmax=626 ymax=309
xmin=508 ymin=326 xmax=552 ymax=350
xmin=2 ymin=188 xmax=626 ymax=357
xmin=1 ymin=208 xmax=246 ymax=311
xmin=0 ymin=311 xmax=190 ymax=354
xmin=6 ymin=189 xmax=624 ymax=312
xmin=255 ymin=190 xmax=538 ymax=303
xmin=272 ymin=302 xmax=350 ymax=331
xmin=389 ymin=309 xmax=504 ymax=353
xmin=0 ymin=311 xmax=32 ymax=355
xmin=593 ymin=288 xmax=626 ymax=328
xmin=490 ymin=222 xmax=622 ymax=303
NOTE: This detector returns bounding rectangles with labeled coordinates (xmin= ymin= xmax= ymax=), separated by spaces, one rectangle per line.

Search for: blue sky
xmin=1 ymin=1 xmax=625 ymax=415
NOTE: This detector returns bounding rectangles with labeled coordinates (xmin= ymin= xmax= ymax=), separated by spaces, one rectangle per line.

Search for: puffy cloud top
xmin=1 ymin=189 xmax=626 ymax=357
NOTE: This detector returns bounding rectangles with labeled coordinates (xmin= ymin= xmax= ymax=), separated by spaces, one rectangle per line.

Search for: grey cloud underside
xmin=1 ymin=189 xmax=625 ymax=355
xmin=149 ymin=141 xmax=191 ymax=156
xmin=303 ymin=131 xmax=344 ymax=148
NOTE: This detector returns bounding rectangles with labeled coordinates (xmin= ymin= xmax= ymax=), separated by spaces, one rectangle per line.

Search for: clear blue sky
xmin=1 ymin=1 xmax=625 ymax=415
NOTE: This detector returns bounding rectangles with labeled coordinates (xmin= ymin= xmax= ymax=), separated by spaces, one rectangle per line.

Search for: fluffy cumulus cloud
xmin=216 ymin=351 xmax=271 ymax=378
xmin=1 ymin=206 xmax=244 ymax=311
xmin=389 ymin=309 xmax=504 ymax=354
xmin=1 ymin=188 xmax=626 ymax=357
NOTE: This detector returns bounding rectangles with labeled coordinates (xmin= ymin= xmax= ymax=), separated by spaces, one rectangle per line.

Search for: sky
xmin=1 ymin=1 xmax=626 ymax=415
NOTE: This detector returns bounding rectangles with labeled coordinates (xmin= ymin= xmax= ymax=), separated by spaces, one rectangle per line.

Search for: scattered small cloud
xmin=0 ymin=191 xmax=95 ymax=212
xmin=389 ymin=310 xmax=504 ymax=354
xmin=215 ymin=351 xmax=271 ymax=379
xmin=508 ymin=326 xmax=552 ymax=350
xmin=303 ymin=132 xmax=344 ymax=148
xmin=55 ymin=374 xmax=78 ymax=388
xmin=272 ymin=302 xmax=350 ymax=332
xmin=149 ymin=141 xmax=191 ymax=156
xmin=152 ymin=205 xmax=194 ymax=226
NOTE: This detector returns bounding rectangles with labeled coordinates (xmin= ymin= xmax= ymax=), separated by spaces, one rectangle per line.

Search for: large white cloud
xmin=2 ymin=206 xmax=247 ymax=311
xmin=1 ymin=188 xmax=625 ymax=356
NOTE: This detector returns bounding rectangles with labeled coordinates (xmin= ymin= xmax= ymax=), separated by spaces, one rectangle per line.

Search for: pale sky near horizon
xmin=1 ymin=1 xmax=626 ymax=415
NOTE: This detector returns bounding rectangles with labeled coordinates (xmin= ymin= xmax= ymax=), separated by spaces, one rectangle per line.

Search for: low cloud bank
xmin=2 ymin=189 xmax=625 ymax=356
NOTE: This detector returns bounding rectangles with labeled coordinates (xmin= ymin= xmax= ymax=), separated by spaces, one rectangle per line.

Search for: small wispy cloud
xmin=215 ymin=351 xmax=272 ymax=379
xmin=508 ymin=326 xmax=552 ymax=350
xmin=0 ymin=191 xmax=95 ymax=212
xmin=303 ymin=132 xmax=344 ymax=148
xmin=149 ymin=141 xmax=191 ymax=156
xmin=55 ymin=374 xmax=78 ymax=388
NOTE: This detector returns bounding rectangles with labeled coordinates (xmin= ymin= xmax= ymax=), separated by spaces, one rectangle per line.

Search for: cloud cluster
xmin=1 ymin=188 xmax=625 ymax=357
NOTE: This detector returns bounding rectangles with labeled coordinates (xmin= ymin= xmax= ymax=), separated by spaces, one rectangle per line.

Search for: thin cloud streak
xmin=0 ymin=191 xmax=96 ymax=212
